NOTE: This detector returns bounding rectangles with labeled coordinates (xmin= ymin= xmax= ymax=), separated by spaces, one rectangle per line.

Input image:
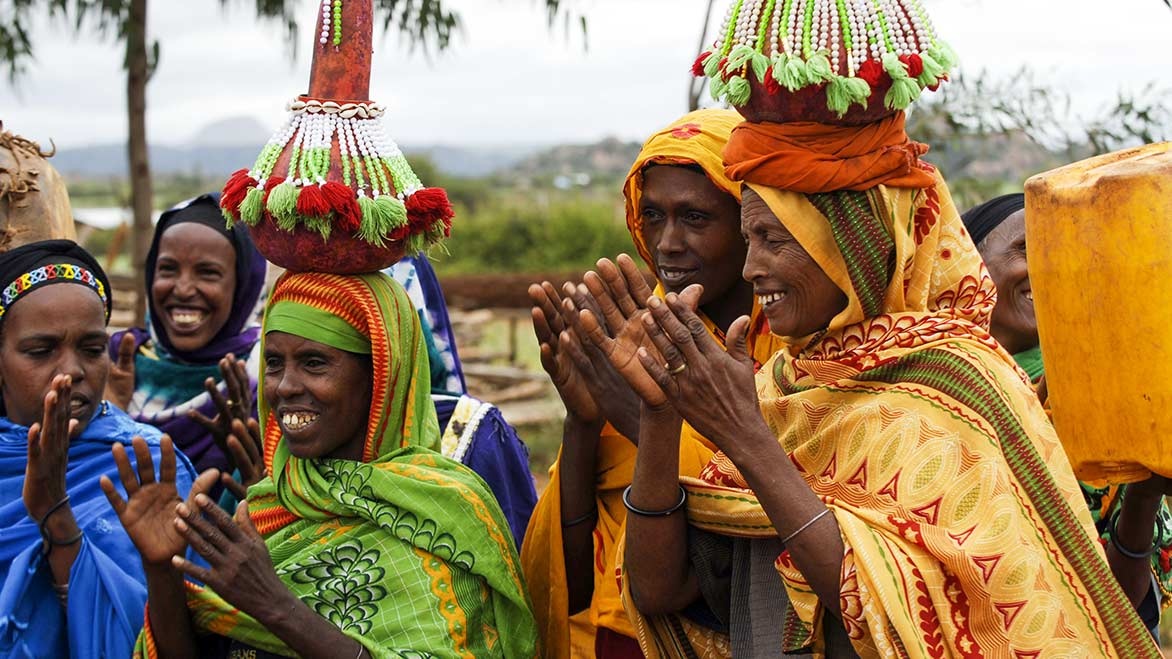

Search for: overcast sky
xmin=2 ymin=0 xmax=1169 ymax=150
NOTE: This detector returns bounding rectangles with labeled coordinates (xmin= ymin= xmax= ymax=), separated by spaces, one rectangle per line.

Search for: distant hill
xmin=503 ymin=137 xmax=642 ymax=181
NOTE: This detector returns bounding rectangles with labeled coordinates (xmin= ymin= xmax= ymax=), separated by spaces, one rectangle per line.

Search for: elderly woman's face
xmin=741 ymin=188 xmax=847 ymax=338
xmin=977 ymin=210 xmax=1037 ymax=354
xmin=152 ymin=222 xmax=236 ymax=353
xmin=262 ymin=331 xmax=372 ymax=461
xmin=0 ymin=285 xmax=109 ymax=434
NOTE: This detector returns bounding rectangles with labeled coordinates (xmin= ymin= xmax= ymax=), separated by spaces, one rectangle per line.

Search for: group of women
xmin=0 ymin=87 xmax=1166 ymax=659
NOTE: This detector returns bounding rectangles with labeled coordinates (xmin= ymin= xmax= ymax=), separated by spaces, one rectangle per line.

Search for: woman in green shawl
xmin=104 ymin=270 xmax=538 ymax=658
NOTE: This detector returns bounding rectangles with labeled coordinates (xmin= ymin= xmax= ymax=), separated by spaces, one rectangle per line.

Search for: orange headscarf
xmin=723 ymin=112 xmax=936 ymax=193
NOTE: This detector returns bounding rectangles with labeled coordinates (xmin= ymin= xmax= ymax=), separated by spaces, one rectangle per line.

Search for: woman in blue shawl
xmin=107 ymin=193 xmax=268 ymax=476
xmin=0 ymin=239 xmax=199 ymax=658
xmin=387 ymin=255 xmax=537 ymax=547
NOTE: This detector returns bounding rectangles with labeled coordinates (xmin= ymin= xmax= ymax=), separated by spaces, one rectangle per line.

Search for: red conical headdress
xmin=220 ymin=0 xmax=452 ymax=273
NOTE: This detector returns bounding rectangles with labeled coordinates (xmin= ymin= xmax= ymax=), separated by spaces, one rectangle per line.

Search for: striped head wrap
xmin=0 ymin=239 xmax=111 ymax=323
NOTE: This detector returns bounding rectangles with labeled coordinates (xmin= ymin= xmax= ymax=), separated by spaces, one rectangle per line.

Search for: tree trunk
xmin=126 ymin=0 xmax=153 ymax=326
xmin=688 ymin=0 xmax=716 ymax=111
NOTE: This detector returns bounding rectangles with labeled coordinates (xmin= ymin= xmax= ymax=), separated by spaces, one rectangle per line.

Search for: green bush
xmin=433 ymin=197 xmax=635 ymax=274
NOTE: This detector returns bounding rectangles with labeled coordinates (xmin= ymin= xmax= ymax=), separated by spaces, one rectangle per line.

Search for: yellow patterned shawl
xmin=522 ymin=109 xmax=786 ymax=657
xmin=623 ymin=172 xmax=1159 ymax=658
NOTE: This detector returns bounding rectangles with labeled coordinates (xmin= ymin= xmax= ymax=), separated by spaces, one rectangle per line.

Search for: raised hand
xmin=219 ymin=418 xmax=268 ymax=501
xmin=529 ymin=282 xmax=601 ymax=424
xmin=23 ymin=375 xmax=79 ymax=521
xmin=635 ymin=287 xmax=764 ymax=456
xmin=190 ymin=354 xmax=259 ymax=469
xmin=101 ymin=436 xmax=219 ymax=567
xmin=172 ymin=498 xmax=288 ymax=619
xmin=105 ymin=333 xmax=137 ymax=411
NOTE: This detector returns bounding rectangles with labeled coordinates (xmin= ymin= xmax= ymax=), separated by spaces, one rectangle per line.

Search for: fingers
xmin=52 ymin=375 xmax=72 ymax=442
xmin=117 ymin=332 xmax=137 ymax=371
xmin=221 ymin=473 xmax=248 ymax=501
xmin=111 ymin=443 xmax=140 ymax=496
xmin=131 ymin=436 xmax=156 ymax=485
xmin=219 ymin=356 xmax=243 ymax=412
xmin=159 ymin=435 xmax=177 ymax=485
xmin=677 ymin=283 xmax=705 ymax=312
xmin=562 ymin=282 xmax=607 ymax=337
xmin=225 ymin=435 xmax=255 ymax=481
xmin=189 ymin=468 xmax=223 ymax=504
xmin=616 ymin=254 xmax=656 ymax=303
xmin=235 ymin=500 xmax=261 ymax=538
xmin=527 ymin=282 xmax=566 ymax=336
xmin=538 ymin=342 xmax=559 ymax=378
xmin=583 ymin=269 xmax=628 ymax=330
xmin=26 ymin=423 xmax=41 ymax=461
xmin=596 ymin=258 xmax=640 ymax=318
xmin=196 ymin=492 xmax=244 ymax=543
xmin=558 ymin=330 xmax=597 ymax=380
xmin=99 ymin=474 xmax=127 ymax=516
xmin=530 ymin=306 xmax=556 ymax=348
xmin=231 ymin=419 xmax=262 ymax=468
xmin=576 ymin=307 xmax=614 ymax=354
xmin=725 ymin=315 xmax=754 ymax=365
xmin=204 ymin=377 xmax=233 ymax=422
xmin=245 ymin=419 xmax=263 ymax=453
xmin=646 ymin=296 xmax=705 ymax=364
xmin=641 ymin=309 xmax=688 ymax=371
xmin=174 ymin=496 xmax=233 ymax=559
xmin=637 ymin=347 xmax=677 ymax=396
xmin=171 ymin=554 xmax=212 ymax=584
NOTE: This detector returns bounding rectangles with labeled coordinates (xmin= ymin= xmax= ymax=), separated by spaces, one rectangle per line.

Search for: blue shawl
xmin=0 ymin=403 xmax=196 ymax=658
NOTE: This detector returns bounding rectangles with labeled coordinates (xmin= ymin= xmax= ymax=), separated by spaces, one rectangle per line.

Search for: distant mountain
xmin=188 ymin=116 xmax=271 ymax=147
xmin=503 ymin=137 xmax=642 ymax=181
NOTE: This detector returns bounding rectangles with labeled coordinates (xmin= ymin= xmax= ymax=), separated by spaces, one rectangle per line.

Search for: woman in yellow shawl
xmin=585 ymin=132 xmax=1160 ymax=655
xmin=522 ymin=109 xmax=784 ymax=657
xmin=590 ymin=133 xmax=1157 ymax=651
xmin=104 ymin=271 xmax=537 ymax=658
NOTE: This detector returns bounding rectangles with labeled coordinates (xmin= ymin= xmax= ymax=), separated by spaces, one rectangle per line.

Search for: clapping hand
xmin=104 ymin=333 xmax=137 ymax=411
xmin=530 ymin=282 xmax=602 ymax=424
xmin=219 ymin=418 xmax=267 ymax=500
xmin=190 ymin=354 xmax=260 ymax=472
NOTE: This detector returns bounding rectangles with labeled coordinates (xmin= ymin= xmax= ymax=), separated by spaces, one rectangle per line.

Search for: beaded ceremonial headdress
xmin=695 ymin=0 xmax=956 ymax=124
xmin=220 ymin=0 xmax=452 ymax=273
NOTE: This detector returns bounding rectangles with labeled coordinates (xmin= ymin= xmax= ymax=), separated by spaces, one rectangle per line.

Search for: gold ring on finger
xmin=669 ymin=363 xmax=687 ymax=375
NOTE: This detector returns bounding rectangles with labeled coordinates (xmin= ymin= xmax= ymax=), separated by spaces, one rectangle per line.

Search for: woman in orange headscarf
xmin=522 ymin=109 xmax=784 ymax=657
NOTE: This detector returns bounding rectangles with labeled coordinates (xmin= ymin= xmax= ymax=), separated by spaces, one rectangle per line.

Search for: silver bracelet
xmin=781 ymin=509 xmax=832 ymax=546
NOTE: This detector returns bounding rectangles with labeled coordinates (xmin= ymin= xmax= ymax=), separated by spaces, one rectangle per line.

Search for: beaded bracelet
xmin=1109 ymin=509 xmax=1166 ymax=560
xmin=561 ymin=506 xmax=598 ymax=528
xmin=38 ymin=495 xmax=83 ymax=557
xmin=622 ymin=485 xmax=687 ymax=517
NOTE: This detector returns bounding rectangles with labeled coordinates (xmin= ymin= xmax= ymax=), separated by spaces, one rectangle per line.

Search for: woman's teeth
xmin=281 ymin=412 xmax=318 ymax=431
xmin=757 ymin=292 xmax=784 ymax=306
xmin=170 ymin=309 xmax=206 ymax=327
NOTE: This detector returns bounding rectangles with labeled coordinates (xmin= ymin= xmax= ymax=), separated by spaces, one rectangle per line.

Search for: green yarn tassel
xmin=884 ymin=76 xmax=921 ymax=110
xmin=805 ymin=51 xmax=835 ymax=84
xmin=405 ymin=231 xmax=426 ymax=257
xmin=726 ymin=45 xmax=756 ymax=73
xmin=750 ymin=52 xmax=770 ymax=83
xmin=356 ymin=195 xmax=408 ymax=245
xmin=779 ymin=54 xmax=809 ymax=91
xmin=266 ymin=182 xmax=299 ymax=231
xmin=703 ymin=50 xmax=722 ymax=78
xmin=303 ymin=215 xmax=332 ymax=241
xmin=882 ymin=52 xmax=909 ymax=80
xmin=374 ymin=195 xmax=408 ymax=230
xmin=917 ymin=51 xmax=946 ymax=88
xmin=709 ymin=77 xmax=728 ymax=101
xmin=826 ymin=75 xmax=872 ymax=116
xmin=238 ymin=186 xmax=265 ymax=226
xmin=726 ymin=76 xmax=751 ymax=106
xmin=221 ymin=207 xmax=236 ymax=228
xmin=927 ymin=41 xmax=958 ymax=70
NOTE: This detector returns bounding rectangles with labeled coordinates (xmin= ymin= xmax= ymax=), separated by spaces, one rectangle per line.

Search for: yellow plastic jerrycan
xmin=1025 ymin=142 xmax=1172 ymax=484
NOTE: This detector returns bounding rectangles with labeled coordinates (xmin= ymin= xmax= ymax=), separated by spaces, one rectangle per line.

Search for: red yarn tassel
xmin=221 ymin=169 xmax=256 ymax=218
xmin=691 ymin=52 xmax=709 ymax=77
xmin=405 ymin=187 xmax=454 ymax=232
xmin=321 ymin=181 xmax=361 ymax=232
xmin=295 ymin=184 xmax=331 ymax=218
xmin=763 ymin=67 xmax=781 ymax=95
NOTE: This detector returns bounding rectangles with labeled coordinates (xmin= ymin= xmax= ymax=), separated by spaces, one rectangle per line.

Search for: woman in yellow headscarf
xmin=522 ymin=109 xmax=784 ymax=657
xmin=593 ymin=142 xmax=1159 ymax=656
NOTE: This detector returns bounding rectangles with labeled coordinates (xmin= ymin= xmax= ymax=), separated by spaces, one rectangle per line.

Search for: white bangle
xmin=781 ymin=508 xmax=832 ymax=546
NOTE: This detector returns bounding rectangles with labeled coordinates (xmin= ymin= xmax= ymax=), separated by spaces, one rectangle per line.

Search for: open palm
xmin=101 ymin=435 xmax=217 ymax=566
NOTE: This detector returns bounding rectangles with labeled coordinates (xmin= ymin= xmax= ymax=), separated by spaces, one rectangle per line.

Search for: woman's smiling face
xmin=262 ymin=331 xmax=372 ymax=461
xmin=151 ymin=222 xmax=236 ymax=353
xmin=740 ymin=188 xmax=847 ymax=338
xmin=977 ymin=210 xmax=1037 ymax=354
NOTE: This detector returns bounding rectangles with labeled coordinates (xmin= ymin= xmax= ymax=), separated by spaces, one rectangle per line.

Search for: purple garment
xmin=108 ymin=193 xmax=266 ymax=474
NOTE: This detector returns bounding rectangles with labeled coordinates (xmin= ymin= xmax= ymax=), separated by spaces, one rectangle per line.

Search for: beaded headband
xmin=0 ymin=263 xmax=109 ymax=321
xmin=220 ymin=0 xmax=453 ymax=274
xmin=695 ymin=0 xmax=956 ymax=123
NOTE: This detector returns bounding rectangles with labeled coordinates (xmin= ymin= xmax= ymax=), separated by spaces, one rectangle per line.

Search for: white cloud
xmin=1 ymin=0 xmax=1168 ymax=150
